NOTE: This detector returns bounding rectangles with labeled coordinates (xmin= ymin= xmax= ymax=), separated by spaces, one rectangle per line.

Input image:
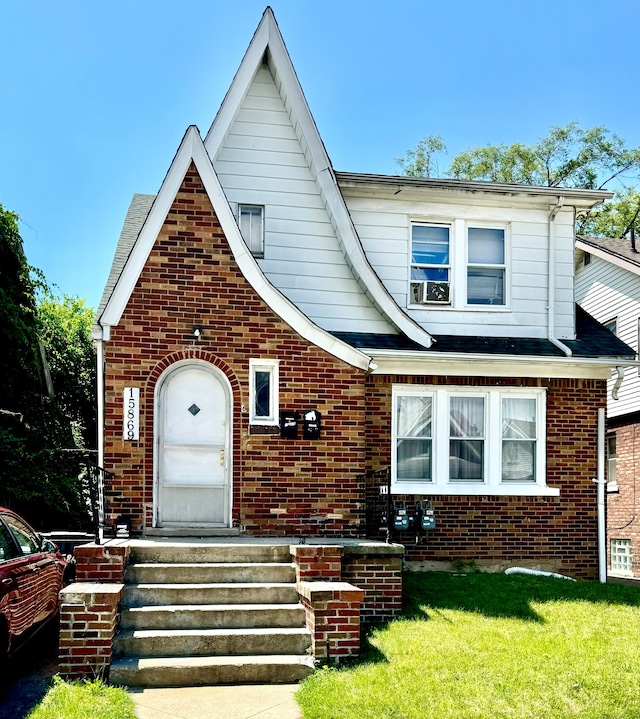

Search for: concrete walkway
xmin=129 ymin=684 xmax=302 ymax=719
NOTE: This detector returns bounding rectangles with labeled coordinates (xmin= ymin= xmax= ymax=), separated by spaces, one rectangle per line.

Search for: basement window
xmin=610 ymin=539 xmax=633 ymax=575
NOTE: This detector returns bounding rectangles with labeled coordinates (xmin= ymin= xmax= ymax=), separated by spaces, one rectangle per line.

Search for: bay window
xmin=392 ymin=385 xmax=554 ymax=495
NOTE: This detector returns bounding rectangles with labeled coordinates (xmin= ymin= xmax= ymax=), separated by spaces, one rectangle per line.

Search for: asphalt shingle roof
xmin=331 ymin=306 xmax=635 ymax=359
xmin=94 ymin=194 xmax=156 ymax=327
xmin=578 ymin=235 xmax=640 ymax=269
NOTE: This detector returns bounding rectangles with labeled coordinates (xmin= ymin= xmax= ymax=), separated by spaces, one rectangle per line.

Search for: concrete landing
xmin=129 ymin=683 xmax=302 ymax=719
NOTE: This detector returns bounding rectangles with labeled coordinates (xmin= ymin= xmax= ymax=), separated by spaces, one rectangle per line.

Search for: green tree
xmin=36 ymin=291 xmax=97 ymax=449
xmin=396 ymin=123 xmax=640 ymax=238
xmin=0 ymin=203 xmax=94 ymax=530
xmin=395 ymin=135 xmax=447 ymax=178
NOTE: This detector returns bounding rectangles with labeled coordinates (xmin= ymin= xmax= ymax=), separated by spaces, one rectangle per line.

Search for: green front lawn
xmin=26 ymin=677 xmax=136 ymax=719
xmin=297 ymin=571 xmax=640 ymax=719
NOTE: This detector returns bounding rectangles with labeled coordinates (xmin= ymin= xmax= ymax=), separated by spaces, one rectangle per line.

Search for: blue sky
xmin=1 ymin=0 xmax=639 ymax=310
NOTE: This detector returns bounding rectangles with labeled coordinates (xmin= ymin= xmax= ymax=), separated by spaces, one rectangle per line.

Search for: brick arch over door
xmin=145 ymin=349 xmax=243 ymax=529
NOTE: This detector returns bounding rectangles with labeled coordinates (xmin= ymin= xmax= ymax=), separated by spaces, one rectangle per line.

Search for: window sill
xmin=249 ymin=423 xmax=280 ymax=435
xmin=606 ymin=483 xmax=619 ymax=494
xmin=408 ymin=303 xmax=510 ymax=312
xmin=391 ymin=483 xmax=560 ymax=497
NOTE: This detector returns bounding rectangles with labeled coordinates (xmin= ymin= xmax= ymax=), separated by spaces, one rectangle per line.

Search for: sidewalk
xmin=129 ymin=684 xmax=302 ymax=719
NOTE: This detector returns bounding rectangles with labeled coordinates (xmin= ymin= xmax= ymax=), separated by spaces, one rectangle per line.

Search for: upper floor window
xmin=409 ymin=220 xmax=508 ymax=309
xmin=604 ymin=318 xmax=617 ymax=335
xmin=392 ymin=385 xmax=553 ymax=496
xmin=467 ymin=227 xmax=505 ymax=305
xmin=410 ymin=224 xmax=450 ymax=304
xmin=239 ymin=205 xmax=264 ymax=257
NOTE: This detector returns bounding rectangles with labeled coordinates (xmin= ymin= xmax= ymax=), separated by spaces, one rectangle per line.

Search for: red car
xmin=0 ymin=507 xmax=66 ymax=659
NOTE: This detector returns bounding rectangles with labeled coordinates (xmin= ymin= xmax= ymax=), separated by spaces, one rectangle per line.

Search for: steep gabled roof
xmin=94 ymin=193 xmax=155 ymax=330
xmin=577 ymin=235 xmax=640 ymax=275
xmin=93 ymin=126 xmax=372 ymax=371
xmin=203 ymin=7 xmax=435 ymax=349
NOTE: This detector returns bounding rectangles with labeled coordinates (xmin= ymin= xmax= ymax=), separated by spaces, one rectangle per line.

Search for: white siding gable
xmin=576 ymin=255 xmax=640 ymax=417
xmin=214 ymin=66 xmax=392 ymax=334
xmin=344 ymin=194 xmax=576 ymax=340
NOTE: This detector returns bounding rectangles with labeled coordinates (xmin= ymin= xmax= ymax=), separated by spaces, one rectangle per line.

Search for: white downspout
xmin=595 ymin=407 xmax=607 ymax=583
xmin=548 ymin=197 xmax=572 ymax=356
xmin=95 ymin=333 xmax=105 ymax=544
xmin=611 ymin=366 xmax=625 ymax=400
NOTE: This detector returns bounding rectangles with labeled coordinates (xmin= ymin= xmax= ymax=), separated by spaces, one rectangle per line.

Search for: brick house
xmin=576 ymin=236 xmax=640 ymax=578
xmin=92 ymin=8 xmax=634 ymax=580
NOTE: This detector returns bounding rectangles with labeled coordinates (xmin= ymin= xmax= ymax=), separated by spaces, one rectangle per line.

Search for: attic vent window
xmin=239 ymin=204 xmax=264 ymax=257
xmin=188 ymin=404 xmax=201 ymax=416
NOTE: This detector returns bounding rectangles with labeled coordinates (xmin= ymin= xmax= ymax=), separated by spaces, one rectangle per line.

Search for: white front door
xmin=157 ymin=363 xmax=231 ymax=526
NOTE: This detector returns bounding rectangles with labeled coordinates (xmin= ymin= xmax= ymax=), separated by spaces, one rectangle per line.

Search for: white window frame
xmin=466 ymin=225 xmax=507 ymax=307
xmin=409 ymin=222 xmax=452 ymax=305
xmin=407 ymin=219 xmax=510 ymax=311
xmin=238 ymin=204 xmax=265 ymax=257
xmin=391 ymin=384 xmax=556 ymax=496
xmin=249 ymin=359 xmax=279 ymax=426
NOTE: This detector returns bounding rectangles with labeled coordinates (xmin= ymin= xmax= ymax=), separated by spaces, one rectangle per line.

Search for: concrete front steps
xmin=110 ymin=543 xmax=315 ymax=687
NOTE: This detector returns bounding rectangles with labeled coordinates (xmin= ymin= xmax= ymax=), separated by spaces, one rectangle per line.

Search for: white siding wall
xmin=213 ymin=66 xmax=392 ymax=334
xmin=576 ymin=256 xmax=640 ymax=417
xmin=346 ymin=197 xmax=575 ymax=339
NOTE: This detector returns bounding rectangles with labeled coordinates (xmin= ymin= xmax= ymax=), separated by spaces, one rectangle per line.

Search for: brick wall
xmin=366 ymin=375 xmax=605 ymax=580
xmin=103 ymin=165 xmax=366 ymax=536
xmin=298 ymin=581 xmax=364 ymax=663
xmin=607 ymin=418 xmax=640 ymax=577
xmin=58 ymin=583 xmax=123 ymax=680
xmin=74 ymin=544 xmax=129 ymax=583
xmin=342 ymin=551 xmax=403 ymax=625
xmin=290 ymin=544 xmax=404 ymax=625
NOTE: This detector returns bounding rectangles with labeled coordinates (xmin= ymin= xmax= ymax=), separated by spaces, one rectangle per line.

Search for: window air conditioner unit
xmin=421 ymin=280 xmax=450 ymax=304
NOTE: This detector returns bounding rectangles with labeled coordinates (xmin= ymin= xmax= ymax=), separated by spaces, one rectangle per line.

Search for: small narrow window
xmin=583 ymin=252 xmax=591 ymax=265
xmin=239 ymin=205 xmax=264 ymax=257
xmin=467 ymin=227 xmax=506 ymax=305
xmin=249 ymin=359 xmax=278 ymax=425
xmin=604 ymin=318 xmax=617 ymax=336
xmin=607 ymin=434 xmax=618 ymax=491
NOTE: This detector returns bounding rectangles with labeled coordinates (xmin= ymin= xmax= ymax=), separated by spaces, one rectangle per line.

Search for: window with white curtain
xmin=392 ymin=385 xmax=554 ymax=496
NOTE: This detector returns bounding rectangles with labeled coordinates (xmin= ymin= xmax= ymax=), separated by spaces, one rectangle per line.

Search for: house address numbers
xmin=123 ymin=387 xmax=140 ymax=441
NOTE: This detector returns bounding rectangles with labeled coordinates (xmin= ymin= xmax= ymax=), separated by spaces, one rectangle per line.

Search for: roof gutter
xmin=547 ymin=197 xmax=572 ymax=356
xmin=365 ymin=347 xmax=640 ymax=369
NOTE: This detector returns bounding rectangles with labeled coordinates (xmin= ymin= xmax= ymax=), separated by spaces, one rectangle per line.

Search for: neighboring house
xmin=92 ymin=8 xmax=634 ymax=579
xmin=576 ymin=235 xmax=640 ymax=578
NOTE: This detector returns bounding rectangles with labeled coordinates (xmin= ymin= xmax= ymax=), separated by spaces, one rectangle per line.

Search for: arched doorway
xmin=155 ymin=362 xmax=231 ymax=527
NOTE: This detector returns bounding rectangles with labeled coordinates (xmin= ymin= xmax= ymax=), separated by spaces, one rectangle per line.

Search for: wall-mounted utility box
xmin=303 ymin=409 xmax=321 ymax=440
xmin=280 ymin=411 xmax=300 ymax=439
